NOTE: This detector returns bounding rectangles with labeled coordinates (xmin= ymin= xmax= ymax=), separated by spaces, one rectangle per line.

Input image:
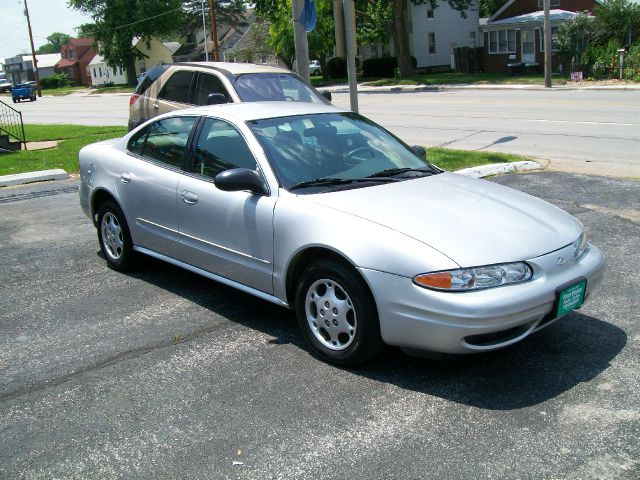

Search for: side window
xmin=191 ymin=118 xmax=257 ymax=179
xmin=127 ymin=125 xmax=149 ymax=155
xmin=194 ymin=73 xmax=230 ymax=106
xmin=158 ymin=71 xmax=193 ymax=104
xmin=142 ymin=116 xmax=198 ymax=168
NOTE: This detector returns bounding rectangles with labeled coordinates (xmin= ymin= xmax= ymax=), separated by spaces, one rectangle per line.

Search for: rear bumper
xmin=359 ymin=243 xmax=605 ymax=354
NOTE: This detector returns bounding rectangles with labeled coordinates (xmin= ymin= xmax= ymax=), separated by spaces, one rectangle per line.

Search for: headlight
xmin=573 ymin=231 xmax=588 ymax=259
xmin=414 ymin=262 xmax=533 ymax=291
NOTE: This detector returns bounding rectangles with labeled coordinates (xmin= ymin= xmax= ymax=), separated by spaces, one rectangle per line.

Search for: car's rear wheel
xmin=97 ymin=201 xmax=136 ymax=271
xmin=295 ymin=259 xmax=384 ymax=366
xmin=313 ymin=69 xmax=321 ymax=76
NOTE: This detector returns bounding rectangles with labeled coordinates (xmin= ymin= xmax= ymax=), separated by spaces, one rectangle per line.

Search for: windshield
xmin=231 ymin=73 xmax=327 ymax=104
xmin=249 ymin=112 xmax=437 ymax=190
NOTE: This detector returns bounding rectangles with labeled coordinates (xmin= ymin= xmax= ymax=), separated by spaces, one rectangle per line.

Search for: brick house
xmin=481 ymin=0 xmax=601 ymax=74
xmin=55 ymin=38 xmax=97 ymax=86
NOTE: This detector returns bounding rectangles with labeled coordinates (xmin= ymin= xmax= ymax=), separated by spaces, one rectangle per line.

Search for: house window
xmin=426 ymin=5 xmax=434 ymax=18
xmin=260 ymin=55 xmax=268 ymax=64
xmin=140 ymin=62 xmax=146 ymax=73
xmin=428 ymin=33 xmax=436 ymax=54
xmin=371 ymin=44 xmax=379 ymax=58
xmin=488 ymin=29 xmax=516 ymax=53
xmin=539 ymin=27 xmax=560 ymax=51
xmin=69 ymin=50 xmax=76 ymax=60
xmin=98 ymin=67 xmax=102 ymax=77
xmin=470 ymin=31 xmax=476 ymax=48
xmin=538 ymin=0 xmax=560 ymax=7
xmin=93 ymin=68 xmax=97 ymax=77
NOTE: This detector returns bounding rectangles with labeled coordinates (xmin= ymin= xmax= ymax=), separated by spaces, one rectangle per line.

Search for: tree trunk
xmin=126 ymin=56 xmax=137 ymax=86
xmin=392 ymin=0 xmax=414 ymax=77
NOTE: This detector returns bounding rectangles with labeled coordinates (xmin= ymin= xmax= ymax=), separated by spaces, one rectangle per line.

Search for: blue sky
xmin=0 ymin=0 xmax=93 ymax=61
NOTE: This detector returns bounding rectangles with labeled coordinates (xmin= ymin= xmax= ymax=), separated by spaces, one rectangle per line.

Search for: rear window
xmin=134 ymin=64 xmax=171 ymax=96
xmin=158 ymin=71 xmax=193 ymax=104
xmin=230 ymin=73 xmax=326 ymax=104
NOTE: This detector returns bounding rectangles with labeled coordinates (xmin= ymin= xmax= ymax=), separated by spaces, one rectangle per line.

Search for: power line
xmin=78 ymin=6 xmax=184 ymax=35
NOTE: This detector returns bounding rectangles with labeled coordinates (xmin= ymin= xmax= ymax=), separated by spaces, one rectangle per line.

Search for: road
xmin=0 ymin=172 xmax=638 ymax=479
xmin=9 ymin=88 xmax=640 ymax=177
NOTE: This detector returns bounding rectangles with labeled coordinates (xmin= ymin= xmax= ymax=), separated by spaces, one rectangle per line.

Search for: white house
xmin=89 ymin=54 xmax=127 ymax=87
xmin=359 ymin=0 xmax=482 ymax=70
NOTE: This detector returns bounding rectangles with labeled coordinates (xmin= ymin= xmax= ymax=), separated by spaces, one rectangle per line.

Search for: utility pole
xmin=543 ymin=0 xmax=552 ymax=88
xmin=291 ymin=0 xmax=310 ymax=81
xmin=333 ymin=0 xmax=346 ymax=58
xmin=343 ymin=0 xmax=358 ymax=112
xmin=209 ymin=0 xmax=220 ymax=61
xmin=23 ymin=0 xmax=41 ymax=97
xmin=201 ymin=0 xmax=209 ymax=61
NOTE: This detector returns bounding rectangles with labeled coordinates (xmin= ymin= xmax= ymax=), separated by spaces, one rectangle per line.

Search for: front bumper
xmin=359 ymin=243 xmax=605 ymax=354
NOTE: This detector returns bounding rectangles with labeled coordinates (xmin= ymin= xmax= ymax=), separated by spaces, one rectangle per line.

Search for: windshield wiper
xmin=366 ymin=167 xmax=435 ymax=178
xmin=289 ymin=177 xmax=394 ymax=191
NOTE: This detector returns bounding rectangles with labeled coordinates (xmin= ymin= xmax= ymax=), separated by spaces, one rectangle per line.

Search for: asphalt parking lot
xmin=0 ymin=172 xmax=638 ymax=479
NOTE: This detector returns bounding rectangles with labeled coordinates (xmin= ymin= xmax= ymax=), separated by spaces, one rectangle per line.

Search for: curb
xmin=0 ymin=169 xmax=69 ymax=187
xmin=322 ymin=84 xmax=640 ymax=94
xmin=455 ymin=161 xmax=543 ymax=178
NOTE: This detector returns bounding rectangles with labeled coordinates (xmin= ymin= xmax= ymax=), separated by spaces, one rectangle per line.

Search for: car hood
xmin=303 ymin=172 xmax=582 ymax=267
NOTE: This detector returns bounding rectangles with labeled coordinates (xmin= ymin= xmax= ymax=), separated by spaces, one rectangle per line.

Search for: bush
xmin=362 ymin=56 xmax=418 ymax=77
xmin=326 ymin=56 xmax=361 ymax=78
xmin=40 ymin=73 xmax=70 ymax=89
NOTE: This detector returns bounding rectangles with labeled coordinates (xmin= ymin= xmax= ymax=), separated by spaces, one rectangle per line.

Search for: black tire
xmin=33 ymin=95 xmax=37 ymax=101
xmin=295 ymin=258 xmax=384 ymax=366
xmin=12 ymin=98 xmax=17 ymax=103
xmin=96 ymin=200 xmax=136 ymax=271
xmin=313 ymin=69 xmax=321 ymax=76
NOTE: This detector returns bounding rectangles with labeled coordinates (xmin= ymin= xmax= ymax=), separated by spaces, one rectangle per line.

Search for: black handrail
xmin=0 ymin=100 xmax=27 ymax=150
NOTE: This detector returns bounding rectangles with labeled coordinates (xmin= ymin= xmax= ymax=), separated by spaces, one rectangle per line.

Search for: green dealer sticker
xmin=556 ymin=280 xmax=587 ymax=318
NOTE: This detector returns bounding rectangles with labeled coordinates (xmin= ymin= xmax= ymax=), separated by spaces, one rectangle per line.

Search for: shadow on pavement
xmin=124 ymin=254 xmax=626 ymax=412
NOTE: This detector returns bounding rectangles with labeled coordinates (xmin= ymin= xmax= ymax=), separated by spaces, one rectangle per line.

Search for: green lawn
xmin=311 ymin=72 xmax=568 ymax=88
xmin=91 ymin=85 xmax=135 ymax=94
xmin=0 ymin=125 xmax=126 ymax=176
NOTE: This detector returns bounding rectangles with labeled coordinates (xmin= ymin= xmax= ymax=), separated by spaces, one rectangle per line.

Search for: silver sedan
xmin=78 ymin=102 xmax=604 ymax=365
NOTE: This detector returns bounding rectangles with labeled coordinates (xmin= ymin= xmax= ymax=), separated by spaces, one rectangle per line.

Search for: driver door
xmin=177 ymin=117 xmax=276 ymax=294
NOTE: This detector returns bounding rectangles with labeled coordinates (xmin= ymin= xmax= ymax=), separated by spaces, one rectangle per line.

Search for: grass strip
xmin=426 ymin=146 xmax=531 ymax=171
xmin=0 ymin=124 xmax=530 ymax=177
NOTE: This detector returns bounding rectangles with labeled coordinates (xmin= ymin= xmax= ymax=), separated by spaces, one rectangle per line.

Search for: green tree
xmin=478 ymin=0 xmax=508 ymax=18
xmin=593 ymin=0 xmax=640 ymax=46
xmin=36 ymin=32 xmax=71 ymax=54
xmin=258 ymin=0 xmax=335 ymax=75
xmin=554 ymin=13 xmax=595 ymax=65
xmin=75 ymin=23 xmax=98 ymax=38
xmin=181 ymin=0 xmax=247 ymax=33
xmin=68 ymin=0 xmax=184 ymax=86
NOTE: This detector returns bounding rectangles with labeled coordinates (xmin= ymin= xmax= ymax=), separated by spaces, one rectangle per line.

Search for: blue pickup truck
xmin=12 ymin=83 xmax=37 ymax=103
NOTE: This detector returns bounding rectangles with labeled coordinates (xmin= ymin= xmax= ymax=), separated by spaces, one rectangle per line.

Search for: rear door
xmin=153 ymin=70 xmax=195 ymax=117
xmin=114 ymin=115 xmax=198 ymax=258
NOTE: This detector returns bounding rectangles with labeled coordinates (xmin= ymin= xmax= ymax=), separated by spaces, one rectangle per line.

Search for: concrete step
xmin=0 ymin=134 xmax=22 ymax=153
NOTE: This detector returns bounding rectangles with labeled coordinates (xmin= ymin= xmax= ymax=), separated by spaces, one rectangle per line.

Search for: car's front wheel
xmin=97 ymin=201 xmax=136 ymax=271
xmin=313 ymin=69 xmax=321 ymax=76
xmin=295 ymin=259 xmax=384 ymax=366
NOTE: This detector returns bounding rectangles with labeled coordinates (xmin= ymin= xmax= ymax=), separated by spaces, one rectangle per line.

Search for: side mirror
xmin=207 ymin=93 xmax=229 ymax=105
xmin=411 ymin=145 xmax=427 ymax=159
xmin=214 ymin=168 xmax=269 ymax=195
xmin=321 ymin=90 xmax=332 ymax=102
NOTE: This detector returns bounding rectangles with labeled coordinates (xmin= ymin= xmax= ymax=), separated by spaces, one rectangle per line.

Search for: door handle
xmin=120 ymin=171 xmax=131 ymax=183
xmin=152 ymin=103 xmax=159 ymax=110
xmin=181 ymin=191 xmax=198 ymax=205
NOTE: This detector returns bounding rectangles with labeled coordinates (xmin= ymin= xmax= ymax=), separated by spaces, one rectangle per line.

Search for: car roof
xmin=174 ymin=61 xmax=293 ymax=75
xmin=178 ymin=101 xmax=347 ymax=122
